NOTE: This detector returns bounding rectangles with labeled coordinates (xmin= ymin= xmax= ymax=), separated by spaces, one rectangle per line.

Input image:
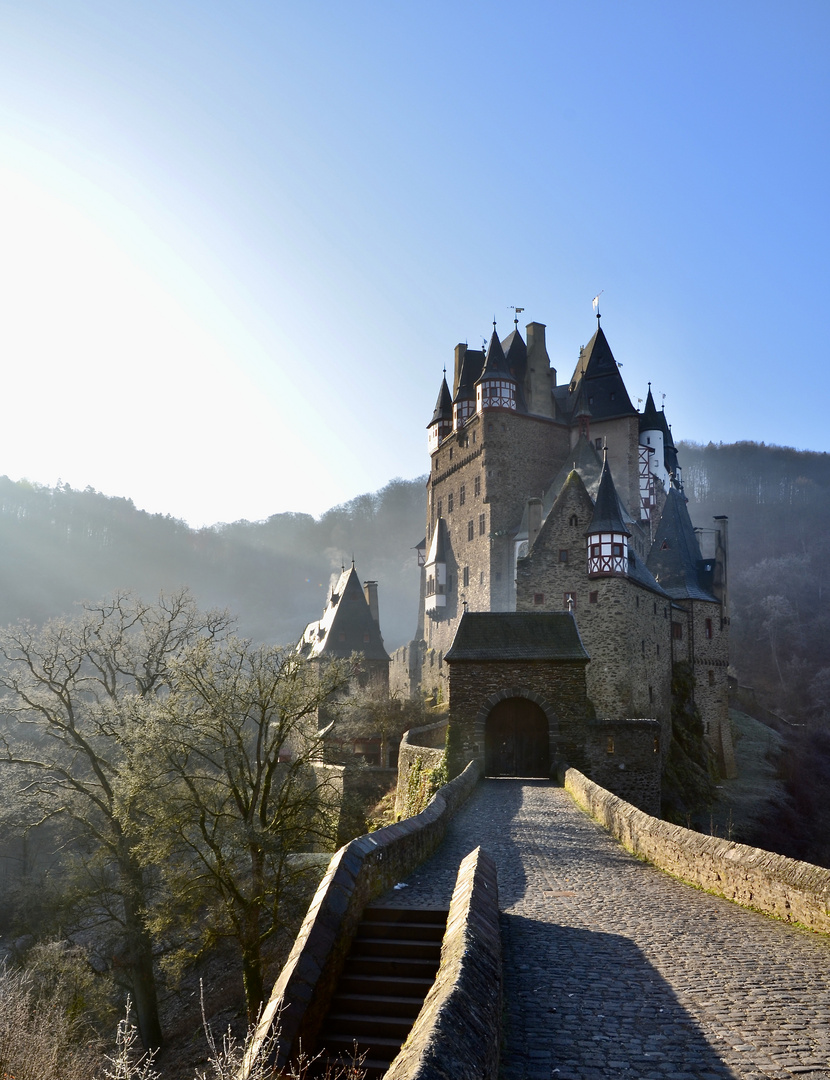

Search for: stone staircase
xmin=313 ymin=906 xmax=448 ymax=1078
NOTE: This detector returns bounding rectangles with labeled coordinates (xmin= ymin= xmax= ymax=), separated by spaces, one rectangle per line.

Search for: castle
xmin=391 ymin=312 xmax=735 ymax=809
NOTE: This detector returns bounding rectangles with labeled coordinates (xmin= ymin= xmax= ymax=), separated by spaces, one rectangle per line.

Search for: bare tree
xmin=0 ymin=590 xmax=231 ymax=1049
xmin=123 ymin=638 xmax=353 ymax=1022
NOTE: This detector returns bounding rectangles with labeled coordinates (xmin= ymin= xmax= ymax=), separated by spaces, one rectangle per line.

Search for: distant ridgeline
xmin=0 ymin=442 xmax=828 ymax=722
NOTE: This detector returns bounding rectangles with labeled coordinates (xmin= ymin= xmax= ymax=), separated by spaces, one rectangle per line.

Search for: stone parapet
xmin=565 ymin=768 xmax=830 ymax=934
xmin=395 ymin=721 xmax=450 ymax=819
xmin=241 ymin=761 xmax=480 ymax=1078
xmin=385 ymin=846 xmax=501 ymax=1080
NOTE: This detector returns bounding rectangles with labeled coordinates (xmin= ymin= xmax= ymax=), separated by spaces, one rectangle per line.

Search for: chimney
xmin=363 ymin=581 xmax=380 ymax=626
xmin=453 ymin=343 xmax=467 ymax=399
xmin=527 ymin=498 xmax=543 ymax=550
xmin=713 ymin=516 xmax=729 ymax=614
xmin=525 ymin=322 xmax=554 ymax=415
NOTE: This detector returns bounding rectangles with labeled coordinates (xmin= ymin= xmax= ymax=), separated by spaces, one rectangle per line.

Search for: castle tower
xmin=427 ymin=375 xmax=453 ymax=454
xmin=586 ymin=456 xmax=630 ymax=578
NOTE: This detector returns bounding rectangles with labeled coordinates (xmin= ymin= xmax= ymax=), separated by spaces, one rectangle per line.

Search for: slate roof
xmin=588 ymin=458 xmax=631 ymax=537
xmin=425 ymin=517 xmax=448 ymax=565
xmin=297 ymin=565 xmax=390 ymax=662
xmin=453 ymin=348 xmax=484 ymax=402
xmin=647 ymin=487 xmax=718 ymax=602
xmin=428 ymin=376 xmax=453 ymax=427
xmin=554 ymin=327 xmax=637 ymax=421
xmin=445 ymin=612 xmax=589 ymax=663
xmin=639 ymin=386 xmax=672 ymax=443
xmin=502 ymin=327 xmax=527 ymax=382
xmin=477 ymin=327 xmax=515 ymax=382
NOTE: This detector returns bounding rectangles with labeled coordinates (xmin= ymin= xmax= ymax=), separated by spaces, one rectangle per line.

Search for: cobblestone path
xmin=375 ymin=780 xmax=830 ymax=1080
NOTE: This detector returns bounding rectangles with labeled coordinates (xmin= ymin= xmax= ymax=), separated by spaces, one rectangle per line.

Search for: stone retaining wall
xmin=385 ymin=846 xmax=501 ymax=1080
xmin=240 ymin=760 xmax=480 ymax=1078
xmin=565 ymin=768 xmax=830 ymax=933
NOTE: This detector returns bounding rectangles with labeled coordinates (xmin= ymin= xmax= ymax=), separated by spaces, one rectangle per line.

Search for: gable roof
xmin=445 ymin=611 xmax=589 ymax=663
xmin=647 ymin=487 xmax=718 ymax=601
xmin=297 ymin=565 xmax=390 ymax=662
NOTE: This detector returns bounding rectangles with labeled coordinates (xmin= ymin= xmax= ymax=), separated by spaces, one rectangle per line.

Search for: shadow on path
xmin=501 ymin=916 xmax=735 ymax=1080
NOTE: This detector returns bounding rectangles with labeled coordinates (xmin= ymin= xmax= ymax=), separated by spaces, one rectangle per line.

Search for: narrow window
xmin=467 ymin=520 xmax=474 ymax=541
xmin=447 ymin=493 xmax=454 ymax=513
xmin=708 ymin=669 xmax=715 ymax=686
xmin=480 ymin=571 xmax=484 ymax=584
xmin=474 ymin=475 xmax=481 ymax=496
xmin=649 ymin=685 xmax=654 ymax=703
xmin=672 ymin=621 xmax=683 ymax=640
xmin=705 ymin=618 xmax=713 ymax=639
xmin=606 ymin=737 xmax=615 ymax=754
xmin=449 ymin=448 xmax=453 ymax=461
xmin=459 ymin=484 xmax=466 ymax=506
xmin=463 ymin=565 xmax=470 ymax=587
xmin=437 ymin=498 xmax=442 ymax=517
xmin=569 ymin=514 xmax=579 ymax=527
xmin=479 ymin=513 xmax=486 ymax=536
xmin=559 ymin=549 xmax=568 ymax=563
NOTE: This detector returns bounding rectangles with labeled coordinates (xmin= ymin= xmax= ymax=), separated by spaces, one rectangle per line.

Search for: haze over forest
xmin=0 ymin=438 xmax=828 ymax=724
xmin=0 ymin=437 xmax=829 ymax=867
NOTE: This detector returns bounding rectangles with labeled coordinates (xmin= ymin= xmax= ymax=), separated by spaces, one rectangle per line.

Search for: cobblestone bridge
xmin=374 ymin=780 xmax=830 ymax=1080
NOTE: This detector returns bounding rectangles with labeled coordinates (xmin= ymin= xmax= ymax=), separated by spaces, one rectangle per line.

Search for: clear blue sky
xmin=0 ymin=2 xmax=826 ymax=526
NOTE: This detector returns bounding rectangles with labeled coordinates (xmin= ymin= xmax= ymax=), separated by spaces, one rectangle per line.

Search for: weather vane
xmin=509 ymin=305 xmax=525 ymax=328
xmin=592 ymin=291 xmax=604 ymax=324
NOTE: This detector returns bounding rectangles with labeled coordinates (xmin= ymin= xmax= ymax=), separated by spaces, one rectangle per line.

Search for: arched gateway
xmin=484 ymin=696 xmax=550 ymax=777
xmin=443 ymin=612 xmax=590 ymax=778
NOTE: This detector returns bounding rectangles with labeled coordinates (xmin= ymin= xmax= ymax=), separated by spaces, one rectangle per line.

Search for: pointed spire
xmin=428 ymin=375 xmax=453 ymax=426
xmin=480 ymin=325 xmax=510 ymax=378
xmin=587 ymin=456 xmax=631 ymax=537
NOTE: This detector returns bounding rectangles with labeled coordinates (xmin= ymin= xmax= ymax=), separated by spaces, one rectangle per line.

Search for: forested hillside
xmin=1 ymin=440 xmax=829 ymax=724
xmin=0 ymin=475 xmax=426 ymax=651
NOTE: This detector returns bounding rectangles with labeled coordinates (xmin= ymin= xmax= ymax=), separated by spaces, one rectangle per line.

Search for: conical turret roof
xmin=477 ymin=327 xmax=515 ymax=382
xmin=587 ymin=457 xmax=631 ymax=536
xmin=428 ymin=376 xmax=453 ymax=427
xmin=647 ymin=487 xmax=716 ymax=601
xmin=639 ymin=386 xmax=672 ymax=443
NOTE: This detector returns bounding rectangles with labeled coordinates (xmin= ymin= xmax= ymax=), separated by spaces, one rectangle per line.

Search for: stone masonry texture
xmin=374 ymin=779 xmax=830 ymax=1080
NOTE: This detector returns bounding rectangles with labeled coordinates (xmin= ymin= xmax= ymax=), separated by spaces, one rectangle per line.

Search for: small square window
xmin=533 ymin=593 xmax=545 ymax=606
xmin=589 ymin=591 xmax=598 ymax=604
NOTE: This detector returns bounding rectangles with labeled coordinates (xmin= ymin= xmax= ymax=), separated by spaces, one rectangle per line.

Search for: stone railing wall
xmin=395 ymin=720 xmax=449 ymax=819
xmin=565 ymin=768 xmax=830 ymax=933
xmin=385 ymin=846 xmax=501 ymax=1080
xmin=240 ymin=760 xmax=480 ymax=1078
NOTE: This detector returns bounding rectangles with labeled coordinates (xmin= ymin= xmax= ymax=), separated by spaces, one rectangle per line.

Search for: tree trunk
xmin=120 ymin=851 xmax=164 ymax=1050
xmin=240 ymin=908 xmax=265 ymax=1024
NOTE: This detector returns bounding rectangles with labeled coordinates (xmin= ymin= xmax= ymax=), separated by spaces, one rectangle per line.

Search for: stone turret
xmin=586 ymin=456 xmax=631 ymax=578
